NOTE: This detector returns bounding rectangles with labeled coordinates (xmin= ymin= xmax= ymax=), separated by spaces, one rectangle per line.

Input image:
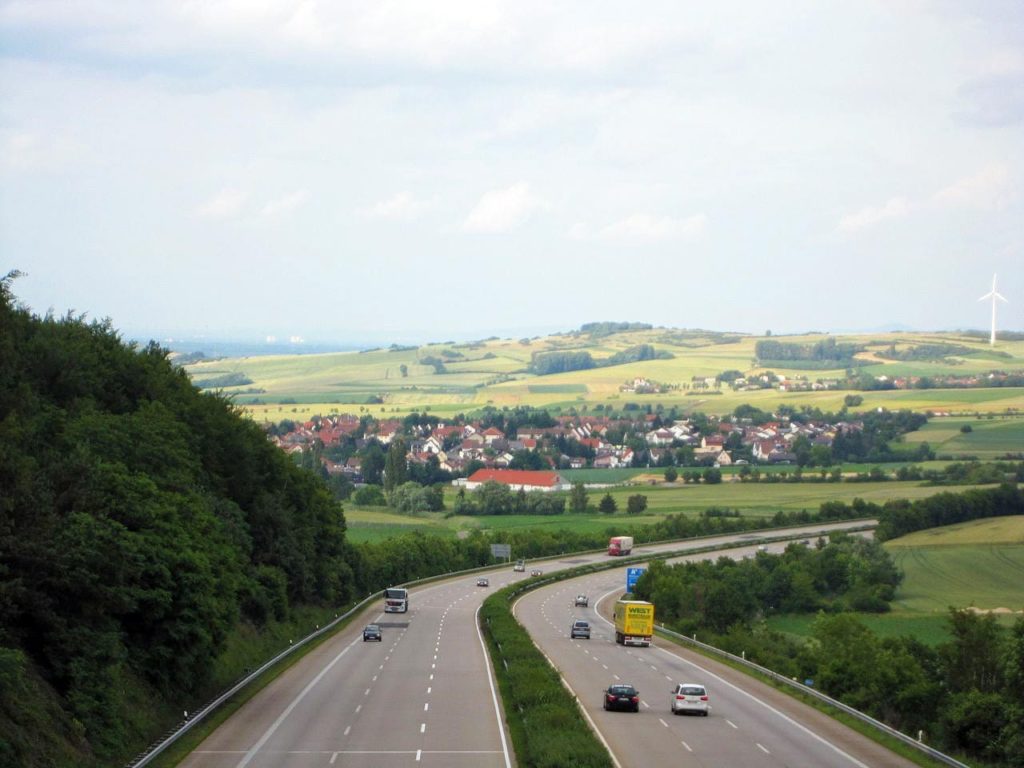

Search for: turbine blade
xmin=979 ymin=292 xmax=993 ymax=301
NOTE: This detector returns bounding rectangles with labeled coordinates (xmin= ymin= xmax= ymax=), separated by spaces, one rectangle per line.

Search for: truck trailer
xmin=608 ymin=535 xmax=634 ymax=556
xmin=613 ymin=599 xmax=654 ymax=647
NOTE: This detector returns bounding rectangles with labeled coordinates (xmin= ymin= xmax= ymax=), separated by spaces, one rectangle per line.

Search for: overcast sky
xmin=2 ymin=1 xmax=1022 ymax=344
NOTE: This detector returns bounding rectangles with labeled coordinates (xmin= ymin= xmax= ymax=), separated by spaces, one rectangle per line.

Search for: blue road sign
xmin=626 ymin=567 xmax=646 ymax=592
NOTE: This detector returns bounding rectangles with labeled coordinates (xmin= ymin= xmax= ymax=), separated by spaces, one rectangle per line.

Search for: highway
xmin=178 ymin=521 xmax=896 ymax=767
xmin=512 ymin=539 xmax=918 ymax=768
xmin=179 ymin=576 xmax=512 ymax=768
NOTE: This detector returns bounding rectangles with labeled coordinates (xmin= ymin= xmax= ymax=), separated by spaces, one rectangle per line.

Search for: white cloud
xmin=570 ymin=213 xmax=707 ymax=242
xmin=196 ymin=188 xmax=248 ymax=220
xmin=178 ymin=0 xmax=330 ymax=48
xmin=462 ymin=182 xmax=542 ymax=233
xmin=360 ymin=191 xmax=431 ymax=220
xmin=934 ymin=165 xmax=1011 ymax=211
xmin=836 ymin=197 xmax=911 ymax=234
xmin=1 ymin=131 xmax=82 ymax=171
xmin=261 ymin=189 xmax=310 ymax=217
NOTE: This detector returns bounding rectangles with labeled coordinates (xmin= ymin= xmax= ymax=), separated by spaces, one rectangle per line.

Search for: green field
xmin=343 ymin=481 xmax=999 ymax=543
xmin=180 ymin=329 xmax=1024 ymax=422
xmin=587 ymin=480 xmax=995 ymax=517
xmin=902 ymin=415 xmax=1024 ymax=458
xmin=768 ymin=516 xmax=1024 ymax=645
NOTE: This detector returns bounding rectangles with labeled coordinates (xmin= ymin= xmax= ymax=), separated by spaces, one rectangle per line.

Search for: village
xmin=268 ymin=407 xmax=872 ymax=485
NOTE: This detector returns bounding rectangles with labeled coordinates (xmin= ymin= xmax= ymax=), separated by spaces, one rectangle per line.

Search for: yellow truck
xmin=613 ymin=599 xmax=654 ymax=647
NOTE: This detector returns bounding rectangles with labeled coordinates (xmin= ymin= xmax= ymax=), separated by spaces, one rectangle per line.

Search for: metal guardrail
xmin=127 ymin=589 xmax=382 ymax=767
xmin=124 ymin=519 xmax=878 ymax=767
xmin=654 ymin=625 xmax=970 ymax=768
xmin=495 ymin=533 xmax=968 ymax=768
xmin=125 ymin=556 xmax=533 ymax=768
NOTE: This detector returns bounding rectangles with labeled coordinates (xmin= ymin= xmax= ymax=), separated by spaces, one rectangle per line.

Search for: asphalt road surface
xmin=512 ymin=540 xmax=919 ymax=768
xmin=179 ymin=576 xmax=512 ymax=768
xmin=179 ymin=521 xmax=898 ymax=767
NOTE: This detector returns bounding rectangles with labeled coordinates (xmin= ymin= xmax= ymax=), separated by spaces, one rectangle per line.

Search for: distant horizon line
xmin=124 ymin=323 xmax=1022 ymax=353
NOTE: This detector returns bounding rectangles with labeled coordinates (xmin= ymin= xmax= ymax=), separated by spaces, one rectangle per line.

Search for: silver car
xmin=570 ymin=620 xmax=591 ymax=639
xmin=671 ymin=683 xmax=709 ymax=715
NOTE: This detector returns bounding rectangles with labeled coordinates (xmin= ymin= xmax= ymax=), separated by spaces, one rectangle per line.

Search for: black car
xmin=603 ymin=684 xmax=640 ymax=712
xmin=362 ymin=623 xmax=382 ymax=642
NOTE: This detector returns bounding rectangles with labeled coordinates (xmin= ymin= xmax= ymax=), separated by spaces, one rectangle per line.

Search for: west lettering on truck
xmin=613 ymin=598 xmax=654 ymax=647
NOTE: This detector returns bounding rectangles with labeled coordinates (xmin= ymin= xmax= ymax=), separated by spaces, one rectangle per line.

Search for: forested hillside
xmin=0 ymin=275 xmax=353 ymax=766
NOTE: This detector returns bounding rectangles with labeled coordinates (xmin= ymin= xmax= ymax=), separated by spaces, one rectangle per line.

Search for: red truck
xmin=608 ymin=535 xmax=634 ymax=556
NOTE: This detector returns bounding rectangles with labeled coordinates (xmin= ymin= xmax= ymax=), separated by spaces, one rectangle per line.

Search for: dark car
xmin=362 ymin=624 xmax=382 ymax=642
xmin=570 ymin=620 xmax=591 ymax=639
xmin=603 ymin=684 xmax=640 ymax=712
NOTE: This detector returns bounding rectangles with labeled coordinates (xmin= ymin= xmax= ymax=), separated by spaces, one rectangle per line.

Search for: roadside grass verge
xmin=148 ymin=603 xmax=367 ymax=768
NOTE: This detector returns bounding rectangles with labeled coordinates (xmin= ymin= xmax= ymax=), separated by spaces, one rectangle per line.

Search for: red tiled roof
xmin=467 ymin=469 xmax=561 ymax=487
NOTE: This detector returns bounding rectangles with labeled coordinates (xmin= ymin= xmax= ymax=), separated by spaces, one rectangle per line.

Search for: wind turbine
xmin=978 ymin=273 xmax=1008 ymax=346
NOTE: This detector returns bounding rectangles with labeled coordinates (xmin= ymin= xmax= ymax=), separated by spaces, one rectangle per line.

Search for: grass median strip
xmin=480 ymin=585 xmax=613 ymax=768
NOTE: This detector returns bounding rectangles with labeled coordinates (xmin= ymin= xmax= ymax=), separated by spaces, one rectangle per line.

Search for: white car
xmin=574 ymin=594 xmax=589 ymax=607
xmin=671 ymin=683 xmax=709 ymax=716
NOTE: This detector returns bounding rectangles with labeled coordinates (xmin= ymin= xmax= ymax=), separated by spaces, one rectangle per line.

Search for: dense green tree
xmin=626 ymin=494 xmax=648 ymax=515
xmin=509 ymin=449 xmax=545 ymax=471
xmin=569 ymin=482 xmax=589 ymax=514
xmin=941 ymin=609 xmax=1006 ymax=694
xmin=702 ymin=467 xmax=722 ymax=484
xmin=359 ymin=442 xmax=386 ymax=485
xmin=0 ymin=279 xmax=352 ymax=763
xmin=383 ymin=438 xmax=408 ymax=493
xmin=598 ymin=493 xmax=617 ymax=514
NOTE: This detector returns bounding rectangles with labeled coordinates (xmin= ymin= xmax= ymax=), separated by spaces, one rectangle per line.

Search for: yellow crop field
xmin=886 ymin=515 xmax=1024 ymax=547
xmin=183 ymin=328 xmax=1024 ymax=422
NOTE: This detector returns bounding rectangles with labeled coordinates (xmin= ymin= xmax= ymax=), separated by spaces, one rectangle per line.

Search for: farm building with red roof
xmin=464 ymin=469 xmax=568 ymax=493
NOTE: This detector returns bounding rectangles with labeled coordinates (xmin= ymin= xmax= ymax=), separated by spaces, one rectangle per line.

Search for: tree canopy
xmin=0 ymin=280 xmax=352 ymax=763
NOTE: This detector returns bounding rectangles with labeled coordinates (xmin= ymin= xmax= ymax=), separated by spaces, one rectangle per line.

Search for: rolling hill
xmin=178 ymin=326 xmax=1024 ymax=422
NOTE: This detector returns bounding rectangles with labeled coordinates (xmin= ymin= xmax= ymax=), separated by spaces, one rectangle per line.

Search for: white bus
xmin=384 ymin=587 xmax=409 ymax=613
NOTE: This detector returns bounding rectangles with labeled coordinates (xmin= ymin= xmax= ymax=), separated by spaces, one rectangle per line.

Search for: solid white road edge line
xmin=593 ymin=586 xmax=870 ymax=768
xmin=234 ymin=637 xmax=360 ymax=768
xmin=475 ymin=602 xmax=513 ymax=768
